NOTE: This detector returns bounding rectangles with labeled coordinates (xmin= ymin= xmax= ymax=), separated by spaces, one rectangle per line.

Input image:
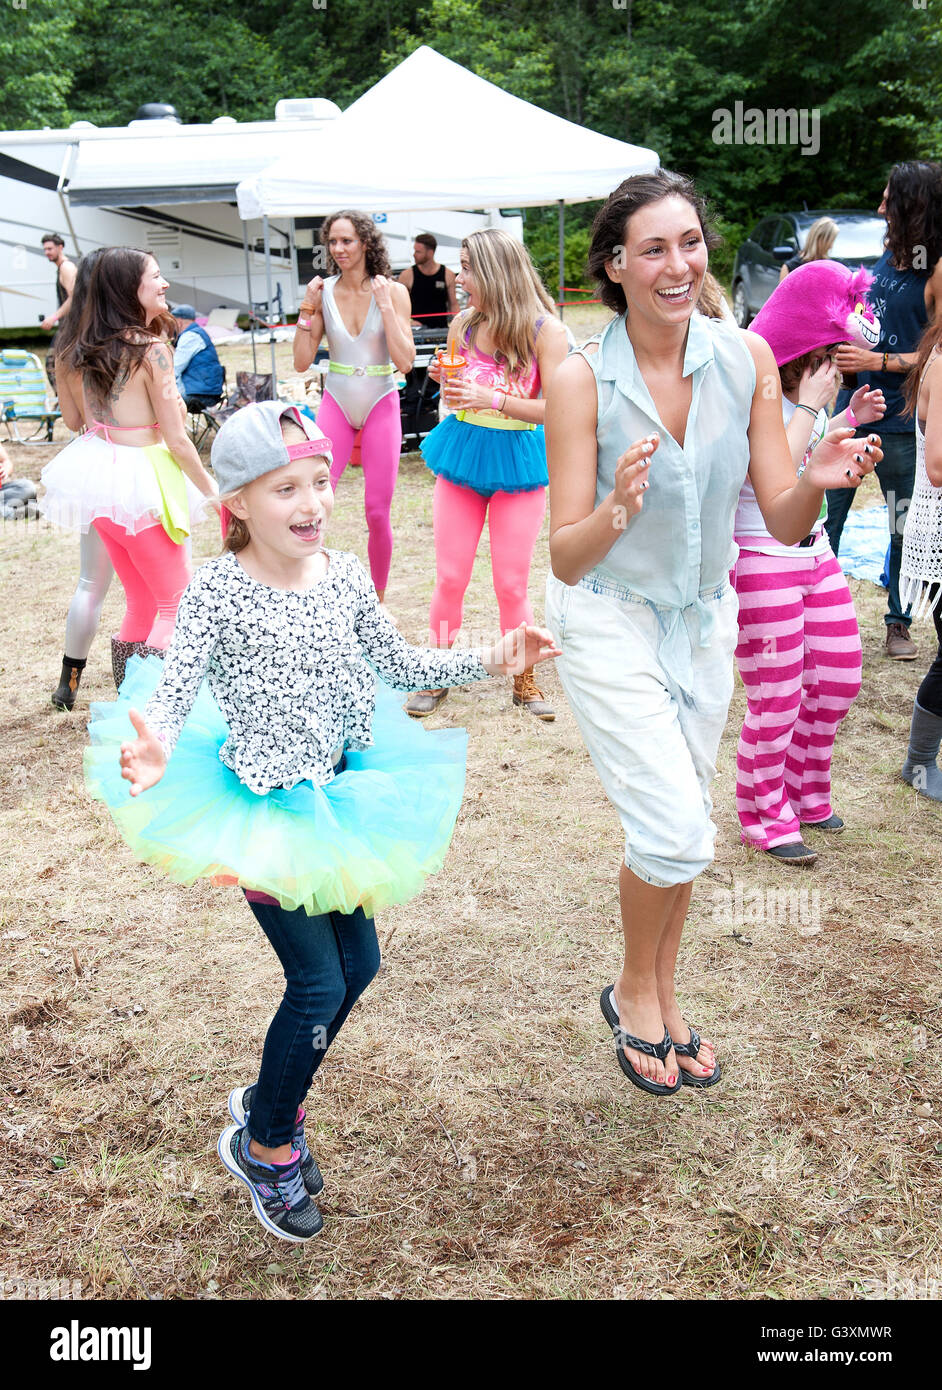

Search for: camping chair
xmin=203 ymin=371 xmax=274 ymax=432
xmin=0 ymin=349 xmax=61 ymax=444
xmin=186 ymin=366 xmax=228 ymax=450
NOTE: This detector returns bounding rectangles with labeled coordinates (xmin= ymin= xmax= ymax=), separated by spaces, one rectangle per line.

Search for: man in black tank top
xmin=41 ymin=233 xmax=77 ymax=390
xmin=398 ymin=234 xmax=457 ymax=328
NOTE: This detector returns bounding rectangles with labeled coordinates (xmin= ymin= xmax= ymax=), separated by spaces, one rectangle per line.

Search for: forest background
xmin=1 ymin=0 xmax=941 ymax=289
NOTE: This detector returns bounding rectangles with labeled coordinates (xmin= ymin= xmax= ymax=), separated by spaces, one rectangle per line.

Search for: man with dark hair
xmin=398 ymin=234 xmax=457 ymax=328
xmin=40 ymin=233 xmax=77 ymax=389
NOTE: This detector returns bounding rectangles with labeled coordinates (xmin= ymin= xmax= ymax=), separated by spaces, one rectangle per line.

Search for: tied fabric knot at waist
xmin=577 ymin=572 xmax=727 ymax=709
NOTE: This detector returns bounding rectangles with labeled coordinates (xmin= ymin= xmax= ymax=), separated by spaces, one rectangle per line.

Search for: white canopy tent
xmin=237 ymin=46 xmax=659 ymax=218
xmin=237 ymin=45 xmax=660 ymax=377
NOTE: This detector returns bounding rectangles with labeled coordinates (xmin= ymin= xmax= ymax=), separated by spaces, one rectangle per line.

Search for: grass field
xmin=1 ymin=324 xmax=940 ymax=1301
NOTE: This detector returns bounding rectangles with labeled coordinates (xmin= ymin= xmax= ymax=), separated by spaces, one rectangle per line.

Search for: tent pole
xmin=242 ymin=219 xmax=257 ymax=376
xmin=557 ymin=200 xmax=565 ymax=320
xmin=262 ymin=215 xmax=277 ymax=393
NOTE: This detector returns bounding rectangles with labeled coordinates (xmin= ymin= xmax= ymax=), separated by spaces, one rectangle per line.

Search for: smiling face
xmin=229 ymin=450 xmax=334 ymax=565
xmin=328 ymin=218 xmax=365 ymax=276
xmin=137 ymin=255 xmax=169 ymax=325
xmin=456 ymin=246 xmax=480 ymax=309
xmin=606 ymin=195 xmax=708 ymax=328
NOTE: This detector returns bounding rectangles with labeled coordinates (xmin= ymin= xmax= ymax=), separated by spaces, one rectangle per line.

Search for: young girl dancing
xmin=85 ymin=400 xmax=558 ymax=1242
xmin=407 ymin=228 xmax=568 ymax=720
xmin=292 ymin=210 xmax=414 ymax=602
xmin=40 ymin=247 xmax=216 ymax=688
xmin=900 ymin=316 xmax=942 ymax=800
xmin=732 ymin=261 xmax=886 ymax=864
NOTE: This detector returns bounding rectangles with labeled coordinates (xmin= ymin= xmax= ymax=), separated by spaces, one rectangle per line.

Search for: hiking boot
xmin=885 ymin=623 xmax=917 ymax=660
xmin=405 ymin=688 xmax=448 ymax=717
xmin=227 ymin=1085 xmax=323 ymax=1196
xmin=51 ymin=656 xmax=87 ymax=712
xmin=512 ymin=667 xmax=555 ymax=721
xmin=217 ymin=1124 xmax=323 ymax=1243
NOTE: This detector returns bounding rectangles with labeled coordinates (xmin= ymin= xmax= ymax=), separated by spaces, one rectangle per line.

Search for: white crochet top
xmin=901 ymin=350 xmax=942 ymax=620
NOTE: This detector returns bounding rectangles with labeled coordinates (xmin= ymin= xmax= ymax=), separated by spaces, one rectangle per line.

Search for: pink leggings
xmin=429 ymin=475 xmax=546 ymax=646
xmin=317 ymin=391 xmax=401 ymax=594
xmin=93 ymin=517 xmax=191 ymax=648
xmin=733 ymin=547 xmax=862 ymax=848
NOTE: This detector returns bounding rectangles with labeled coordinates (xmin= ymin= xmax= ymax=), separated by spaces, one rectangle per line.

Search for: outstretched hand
xmin=803 ymin=427 xmax=881 ymax=492
xmin=483 ymin=623 xmax=561 ymax=677
xmin=848 ymin=384 xmax=886 ymax=425
xmin=120 ymin=708 xmax=167 ymax=796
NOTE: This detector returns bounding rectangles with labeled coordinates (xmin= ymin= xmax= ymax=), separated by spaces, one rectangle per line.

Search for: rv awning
xmin=238 ymin=46 xmax=659 ymax=218
xmin=66 ymin=125 xmax=325 ymax=208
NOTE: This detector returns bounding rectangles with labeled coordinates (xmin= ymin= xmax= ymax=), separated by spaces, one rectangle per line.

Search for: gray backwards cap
xmin=211 ymin=400 xmax=333 ymax=495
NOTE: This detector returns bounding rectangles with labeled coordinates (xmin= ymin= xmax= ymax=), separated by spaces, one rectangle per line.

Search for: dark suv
xmin=730 ymin=210 xmax=886 ymax=326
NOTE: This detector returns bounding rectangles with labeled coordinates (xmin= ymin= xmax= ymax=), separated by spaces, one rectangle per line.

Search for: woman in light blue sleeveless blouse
xmin=544 ymin=172 xmax=882 ymax=1097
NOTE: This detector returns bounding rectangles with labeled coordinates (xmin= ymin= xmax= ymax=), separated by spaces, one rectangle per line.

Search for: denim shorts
xmin=545 ymin=571 xmax=739 ymax=887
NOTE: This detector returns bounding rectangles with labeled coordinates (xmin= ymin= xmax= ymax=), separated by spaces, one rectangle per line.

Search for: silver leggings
xmin=64 ymin=527 xmax=114 ymax=659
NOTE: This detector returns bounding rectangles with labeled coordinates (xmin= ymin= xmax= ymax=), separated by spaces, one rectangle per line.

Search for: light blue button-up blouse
xmin=581 ymin=310 xmax=756 ymax=700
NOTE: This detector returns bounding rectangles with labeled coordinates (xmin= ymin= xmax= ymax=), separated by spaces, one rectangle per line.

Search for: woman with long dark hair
xmin=828 ymin=161 xmax=942 ymax=661
xmin=292 ymin=210 xmax=414 ymax=602
xmin=40 ymin=247 xmax=216 ymax=687
xmin=46 ymin=249 xmax=114 ymax=710
xmin=899 ymin=315 xmax=942 ymax=799
xmin=545 ymin=171 xmax=879 ymax=1095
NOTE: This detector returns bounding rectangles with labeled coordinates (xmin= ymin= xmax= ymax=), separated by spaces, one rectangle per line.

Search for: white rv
xmin=0 ymin=101 xmax=522 ymax=331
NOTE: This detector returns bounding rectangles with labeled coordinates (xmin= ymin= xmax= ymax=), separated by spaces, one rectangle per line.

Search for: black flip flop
xmin=673 ymin=1026 xmax=721 ymax=1088
xmin=599 ymin=987 xmax=681 ymax=1096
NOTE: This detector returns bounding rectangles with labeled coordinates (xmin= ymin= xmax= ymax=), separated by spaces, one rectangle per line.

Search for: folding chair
xmin=203 ymin=371 xmax=274 ymax=431
xmin=186 ymin=366 xmax=228 ymax=450
xmin=0 ymin=349 xmax=61 ymax=444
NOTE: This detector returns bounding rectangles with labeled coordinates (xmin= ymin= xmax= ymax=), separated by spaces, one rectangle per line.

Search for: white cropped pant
xmin=545 ymin=572 xmax=739 ymax=887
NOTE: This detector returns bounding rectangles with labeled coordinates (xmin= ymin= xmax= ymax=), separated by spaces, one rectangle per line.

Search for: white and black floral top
xmin=143 ymin=549 xmax=489 ymax=795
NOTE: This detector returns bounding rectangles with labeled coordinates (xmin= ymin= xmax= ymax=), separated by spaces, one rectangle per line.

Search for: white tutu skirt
xmin=40 ymin=433 xmax=205 ymax=536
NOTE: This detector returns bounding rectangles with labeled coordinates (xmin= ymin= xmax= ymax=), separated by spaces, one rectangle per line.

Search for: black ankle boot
xmin=51 ymin=656 xmax=87 ymax=712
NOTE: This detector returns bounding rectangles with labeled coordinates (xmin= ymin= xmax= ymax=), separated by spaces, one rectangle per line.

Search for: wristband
xmin=297 ymin=316 xmax=311 ymax=330
xmin=491 ymin=390 xmax=505 ymax=412
xmin=845 ymin=405 xmax=858 ymax=428
xmin=882 ymin=352 xmax=888 ymax=371
xmin=795 ymin=403 xmax=818 ymax=419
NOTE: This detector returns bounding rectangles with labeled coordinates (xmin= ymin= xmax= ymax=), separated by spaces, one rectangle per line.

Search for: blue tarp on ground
xmin=835 ymin=504 xmax=890 ymax=587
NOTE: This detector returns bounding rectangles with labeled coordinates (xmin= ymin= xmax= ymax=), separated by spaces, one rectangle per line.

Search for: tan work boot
xmin=512 ymin=667 xmax=555 ymax=721
xmin=885 ymin=623 xmax=917 ymax=660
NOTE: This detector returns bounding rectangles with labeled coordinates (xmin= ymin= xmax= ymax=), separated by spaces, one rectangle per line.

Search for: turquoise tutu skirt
xmin=421 ymin=413 xmax=547 ymax=497
xmin=84 ymin=656 xmax=469 ymax=918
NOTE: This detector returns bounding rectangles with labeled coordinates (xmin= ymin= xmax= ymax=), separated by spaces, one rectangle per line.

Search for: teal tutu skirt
xmin=421 ymin=413 xmax=547 ymax=497
xmin=84 ymin=656 xmax=469 ymax=918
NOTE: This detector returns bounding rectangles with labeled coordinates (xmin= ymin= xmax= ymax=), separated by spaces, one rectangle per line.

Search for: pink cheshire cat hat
xmin=748 ymin=260 xmax=880 ymax=366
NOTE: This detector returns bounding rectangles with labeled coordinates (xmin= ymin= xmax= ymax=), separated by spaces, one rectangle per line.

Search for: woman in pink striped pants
xmin=733 ymin=266 xmax=886 ymax=864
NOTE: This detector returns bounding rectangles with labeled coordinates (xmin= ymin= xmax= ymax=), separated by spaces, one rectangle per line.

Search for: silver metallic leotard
xmin=321 ymin=276 xmax=397 ymax=429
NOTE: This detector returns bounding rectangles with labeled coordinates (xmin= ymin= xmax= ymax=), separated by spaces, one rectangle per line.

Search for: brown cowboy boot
xmin=512 ymin=667 xmax=555 ymax=721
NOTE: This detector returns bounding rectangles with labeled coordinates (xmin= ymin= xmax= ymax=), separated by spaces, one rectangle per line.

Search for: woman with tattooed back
xmin=40 ymin=248 xmax=217 ymax=687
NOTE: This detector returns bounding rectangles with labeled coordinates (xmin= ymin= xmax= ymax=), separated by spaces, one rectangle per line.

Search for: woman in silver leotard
xmin=292 ymin=211 xmax=413 ymax=602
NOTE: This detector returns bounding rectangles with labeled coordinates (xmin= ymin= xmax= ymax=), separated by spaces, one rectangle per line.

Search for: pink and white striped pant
xmin=732 ymin=546 xmax=862 ymax=849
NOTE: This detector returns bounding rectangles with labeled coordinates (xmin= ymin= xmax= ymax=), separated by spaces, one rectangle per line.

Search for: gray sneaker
xmin=227 ymin=1085 xmax=324 ymax=1196
xmin=217 ymin=1124 xmax=323 ymax=1243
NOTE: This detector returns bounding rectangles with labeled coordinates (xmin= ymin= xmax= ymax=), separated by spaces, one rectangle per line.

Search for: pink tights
xmin=317 ymin=390 xmax=401 ymax=594
xmin=93 ymin=517 xmax=191 ymax=648
xmin=429 ymin=475 xmax=546 ymax=646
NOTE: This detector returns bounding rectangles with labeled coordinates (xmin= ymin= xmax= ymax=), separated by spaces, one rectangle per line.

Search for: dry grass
xmin=1 ymin=327 xmax=940 ymax=1302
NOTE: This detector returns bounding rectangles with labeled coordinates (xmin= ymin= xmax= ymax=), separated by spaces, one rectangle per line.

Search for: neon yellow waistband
xmin=455 ymin=409 xmax=536 ymax=431
xmin=328 ymin=361 xmax=395 ymax=377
